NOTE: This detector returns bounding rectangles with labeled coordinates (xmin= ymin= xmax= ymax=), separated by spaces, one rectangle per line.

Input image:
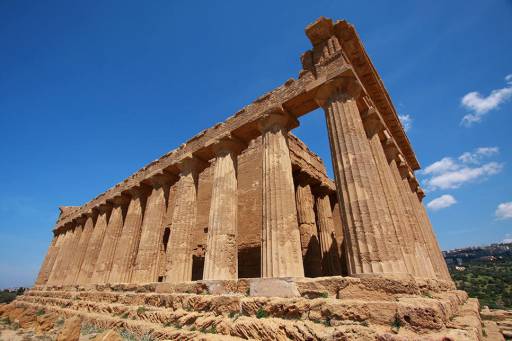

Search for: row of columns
xmin=315 ymin=76 xmax=450 ymax=280
xmin=35 ymin=75 xmax=449 ymax=285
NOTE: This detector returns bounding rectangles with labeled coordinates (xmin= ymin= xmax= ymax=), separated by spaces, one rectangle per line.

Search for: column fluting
xmin=259 ymin=109 xmax=304 ymax=278
xmin=203 ymin=139 xmax=243 ymax=280
xmin=166 ymin=158 xmax=200 ymax=283
xmin=315 ymin=188 xmax=342 ymax=276
xmin=132 ymin=175 xmax=171 ymax=283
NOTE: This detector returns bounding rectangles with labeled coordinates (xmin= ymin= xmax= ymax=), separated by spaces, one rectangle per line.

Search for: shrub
xmin=256 ymin=308 xmax=268 ymax=319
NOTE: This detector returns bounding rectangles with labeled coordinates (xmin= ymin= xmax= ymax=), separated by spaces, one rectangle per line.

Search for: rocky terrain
xmin=0 ymin=276 xmax=487 ymax=340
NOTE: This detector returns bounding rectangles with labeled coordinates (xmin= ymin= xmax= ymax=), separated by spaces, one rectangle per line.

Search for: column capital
xmin=123 ymin=184 xmax=152 ymax=198
xmin=177 ymin=154 xmax=208 ymax=176
xmin=72 ymin=215 xmax=87 ymax=227
xmin=314 ymin=76 xmax=362 ymax=107
xmin=295 ymin=171 xmax=314 ymax=186
xmin=313 ymin=183 xmax=331 ymax=196
xmin=97 ymin=202 xmax=112 ymax=214
xmin=108 ymin=194 xmax=131 ymax=206
xmin=211 ymin=134 xmax=246 ymax=157
xmin=416 ymin=187 xmax=426 ymax=201
xmin=257 ymin=107 xmax=299 ymax=133
xmin=362 ymin=106 xmax=386 ymax=138
xmin=143 ymin=172 xmax=175 ymax=188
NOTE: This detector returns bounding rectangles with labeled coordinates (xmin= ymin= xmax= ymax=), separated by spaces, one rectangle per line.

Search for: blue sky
xmin=0 ymin=1 xmax=511 ymax=288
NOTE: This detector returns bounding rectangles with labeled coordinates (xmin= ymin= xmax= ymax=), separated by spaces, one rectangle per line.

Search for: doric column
xmin=295 ymin=175 xmax=322 ymax=277
xmin=35 ymin=233 xmax=61 ymax=285
xmin=383 ymin=144 xmax=436 ymax=279
xmin=132 ymin=175 xmax=171 ymax=283
xmin=362 ymin=107 xmax=412 ymax=275
xmin=44 ymin=231 xmax=67 ymax=285
xmin=77 ymin=204 xmax=112 ymax=284
xmin=47 ymin=226 xmax=75 ymax=285
xmin=203 ymin=138 xmax=243 ymax=280
xmin=315 ymin=77 xmax=406 ymax=277
xmin=414 ymin=192 xmax=451 ymax=281
xmin=108 ymin=186 xmax=149 ymax=284
xmin=66 ymin=213 xmax=95 ymax=284
xmin=259 ymin=109 xmax=304 ymax=278
xmin=60 ymin=221 xmax=84 ymax=285
xmin=315 ymin=187 xmax=342 ymax=276
xmin=92 ymin=195 xmax=130 ymax=284
xmin=166 ymin=157 xmax=201 ymax=283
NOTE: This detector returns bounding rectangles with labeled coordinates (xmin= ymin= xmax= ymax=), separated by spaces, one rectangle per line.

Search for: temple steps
xmin=18 ymin=287 xmax=468 ymax=336
xmin=3 ymin=277 xmax=483 ymax=340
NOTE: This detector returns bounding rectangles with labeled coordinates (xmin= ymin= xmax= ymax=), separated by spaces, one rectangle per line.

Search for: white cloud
xmin=423 ymin=157 xmax=458 ymax=175
xmin=427 ymin=194 xmax=457 ymax=211
xmin=422 ymin=147 xmax=502 ymax=191
xmin=458 ymin=147 xmax=499 ymax=164
xmin=461 ymin=74 xmax=512 ymax=126
xmin=399 ymin=114 xmax=412 ymax=132
xmin=426 ymin=162 xmax=502 ymax=190
xmin=495 ymin=202 xmax=512 ymax=220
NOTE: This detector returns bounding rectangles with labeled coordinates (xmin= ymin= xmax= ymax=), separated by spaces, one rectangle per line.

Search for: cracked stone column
xmin=362 ymin=108 xmax=413 ymax=276
xmin=108 ymin=186 xmax=149 ymax=284
xmin=414 ymin=190 xmax=452 ymax=281
xmin=93 ymin=195 xmax=130 ymax=284
xmin=132 ymin=175 xmax=171 ymax=283
xmin=47 ymin=225 xmax=75 ymax=285
xmin=295 ymin=174 xmax=322 ymax=277
xmin=397 ymin=162 xmax=438 ymax=279
xmin=203 ymin=138 xmax=243 ymax=280
xmin=166 ymin=157 xmax=201 ymax=283
xmin=315 ymin=76 xmax=407 ymax=277
xmin=35 ymin=232 xmax=63 ymax=285
xmin=383 ymin=140 xmax=436 ymax=279
xmin=259 ymin=109 xmax=304 ymax=278
xmin=315 ymin=186 xmax=342 ymax=276
xmin=66 ymin=214 xmax=95 ymax=284
xmin=77 ymin=204 xmax=112 ymax=284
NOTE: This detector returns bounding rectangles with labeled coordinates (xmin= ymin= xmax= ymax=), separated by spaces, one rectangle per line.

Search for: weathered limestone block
xmin=132 ymin=175 xmax=171 ymax=283
xmin=108 ymin=186 xmax=148 ymax=284
xmin=295 ymin=177 xmax=322 ymax=277
xmin=166 ymin=157 xmax=200 ymax=283
xmin=93 ymin=195 xmax=130 ymax=284
xmin=259 ymin=109 xmax=304 ymax=278
xmin=77 ymin=204 xmax=112 ymax=284
xmin=203 ymin=138 xmax=243 ymax=280
xmin=66 ymin=214 xmax=95 ymax=285
xmin=315 ymin=77 xmax=405 ymax=277
xmin=315 ymin=188 xmax=342 ymax=276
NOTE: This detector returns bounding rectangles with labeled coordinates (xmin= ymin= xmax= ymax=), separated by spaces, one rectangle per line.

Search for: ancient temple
xmin=7 ymin=17 xmax=490 ymax=341
xmin=35 ymin=16 xmax=451 ymax=288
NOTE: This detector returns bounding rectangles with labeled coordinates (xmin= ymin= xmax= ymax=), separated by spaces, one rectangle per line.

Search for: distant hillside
xmin=444 ymin=243 xmax=512 ymax=310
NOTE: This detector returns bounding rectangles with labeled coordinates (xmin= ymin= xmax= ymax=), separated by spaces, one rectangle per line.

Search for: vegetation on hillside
xmin=446 ymin=243 xmax=512 ymax=310
xmin=0 ymin=288 xmax=26 ymax=304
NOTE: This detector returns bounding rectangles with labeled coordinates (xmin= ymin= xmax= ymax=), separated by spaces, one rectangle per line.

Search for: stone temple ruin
xmin=7 ymin=17 xmax=486 ymax=340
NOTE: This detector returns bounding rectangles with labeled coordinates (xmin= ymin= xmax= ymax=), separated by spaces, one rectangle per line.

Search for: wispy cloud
xmin=495 ymin=201 xmax=512 ymax=220
xmin=398 ymin=114 xmax=412 ymax=132
xmin=427 ymin=194 xmax=457 ymax=211
xmin=422 ymin=147 xmax=503 ymax=190
xmin=461 ymin=75 xmax=512 ymax=126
